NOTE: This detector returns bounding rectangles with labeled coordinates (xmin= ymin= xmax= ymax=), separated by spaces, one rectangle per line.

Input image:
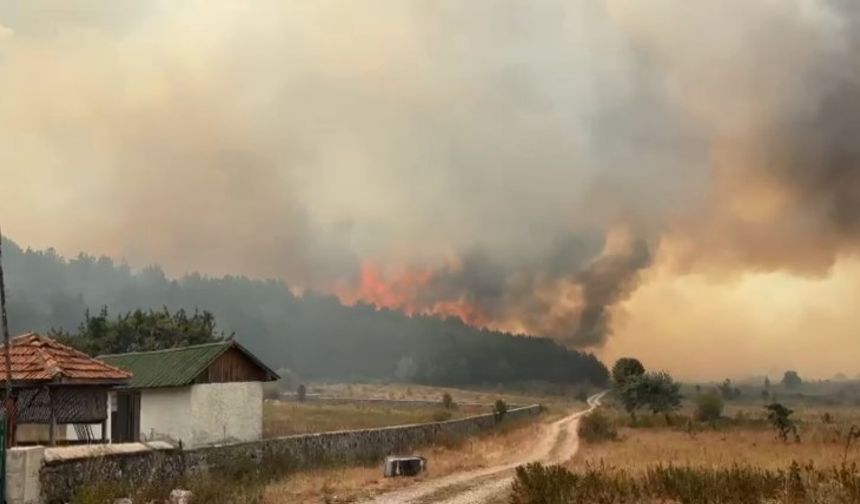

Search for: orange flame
xmin=334 ymin=262 xmax=489 ymax=328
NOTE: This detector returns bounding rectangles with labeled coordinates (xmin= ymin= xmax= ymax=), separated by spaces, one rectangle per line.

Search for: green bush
xmin=577 ymin=410 xmax=618 ymax=443
xmin=695 ymin=392 xmax=724 ymax=422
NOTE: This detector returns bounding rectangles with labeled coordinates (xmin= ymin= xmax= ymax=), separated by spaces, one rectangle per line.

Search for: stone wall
xmin=31 ymin=405 xmax=541 ymax=503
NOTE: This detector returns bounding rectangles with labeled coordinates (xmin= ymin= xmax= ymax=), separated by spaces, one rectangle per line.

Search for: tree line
xmin=1 ymin=237 xmax=609 ymax=386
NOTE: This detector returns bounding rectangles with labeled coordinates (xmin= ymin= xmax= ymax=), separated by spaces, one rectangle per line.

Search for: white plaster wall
xmin=140 ymin=387 xmax=193 ymax=446
xmin=189 ymin=382 xmax=263 ymax=447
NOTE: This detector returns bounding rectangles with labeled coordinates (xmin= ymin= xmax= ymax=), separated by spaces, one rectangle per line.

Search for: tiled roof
xmin=0 ymin=333 xmax=132 ymax=384
xmin=100 ymin=341 xmax=277 ymax=389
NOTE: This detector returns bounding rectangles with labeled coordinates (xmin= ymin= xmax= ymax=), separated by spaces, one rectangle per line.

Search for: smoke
xmin=607 ymin=0 xmax=860 ymax=273
xmin=1 ymin=0 xmax=859 ymax=348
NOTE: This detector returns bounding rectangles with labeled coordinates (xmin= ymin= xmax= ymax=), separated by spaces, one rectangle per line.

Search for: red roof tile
xmin=0 ymin=333 xmax=131 ymax=383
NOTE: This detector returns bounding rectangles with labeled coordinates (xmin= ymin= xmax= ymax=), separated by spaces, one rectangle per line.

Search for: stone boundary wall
xmin=26 ymin=404 xmax=541 ymax=503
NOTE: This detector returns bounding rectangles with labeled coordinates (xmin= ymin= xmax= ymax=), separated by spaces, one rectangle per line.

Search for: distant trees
xmin=718 ymin=379 xmax=742 ymax=400
xmin=782 ymin=371 xmax=803 ymax=390
xmin=1 ymin=236 xmax=610 ymax=387
xmin=611 ymin=358 xmax=682 ymax=422
xmin=52 ymin=307 xmax=226 ymax=355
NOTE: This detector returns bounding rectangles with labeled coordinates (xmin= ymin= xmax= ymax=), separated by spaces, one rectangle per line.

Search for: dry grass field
xmin=262 ymin=417 xmax=548 ymax=503
xmin=263 ymin=400 xmax=487 ymax=437
xmin=495 ymin=400 xmax=860 ymax=503
xmin=570 ymin=405 xmax=860 ymax=473
xmin=306 ymin=381 xmax=589 ymax=410
xmin=570 ymin=426 xmax=859 ymax=473
xmin=261 ymin=380 xmax=586 ymax=438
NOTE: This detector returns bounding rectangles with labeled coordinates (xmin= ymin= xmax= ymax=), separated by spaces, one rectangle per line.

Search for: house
xmin=99 ymin=340 xmax=279 ymax=448
xmin=0 ymin=333 xmax=132 ymax=446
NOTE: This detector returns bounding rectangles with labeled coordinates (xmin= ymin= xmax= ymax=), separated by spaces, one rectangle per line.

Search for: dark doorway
xmin=110 ymin=391 xmax=141 ymax=443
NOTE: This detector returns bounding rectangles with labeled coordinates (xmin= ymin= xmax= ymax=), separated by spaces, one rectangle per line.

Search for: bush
xmin=442 ymin=392 xmax=455 ymax=410
xmin=296 ymin=384 xmax=307 ymax=402
xmin=509 ymin=461 xmax=860 ymax=504
xmin=765 ymin=403 xmax=799 ymax=442
xmin=695 ymin=392 xmax=724 ymax=422
xmin=577 ymin=410 xmax=618 ymax=443
xmin=494 ymin=399 xmax=508 ymax=422
xmin=511 ymin=463 xmax=578 ymax=504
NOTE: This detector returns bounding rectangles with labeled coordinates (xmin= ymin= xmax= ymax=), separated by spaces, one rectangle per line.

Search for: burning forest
xmin=1 ymin=0 xmax=860 ymax=377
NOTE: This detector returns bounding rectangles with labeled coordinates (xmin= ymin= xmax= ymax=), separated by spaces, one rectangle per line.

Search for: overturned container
xmin=383 ymin=456 xmax=427 ymax=477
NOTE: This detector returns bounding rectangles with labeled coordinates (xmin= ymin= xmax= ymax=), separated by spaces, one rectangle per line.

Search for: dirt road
xmin=360 ymin=393 xmax=605 ymax=504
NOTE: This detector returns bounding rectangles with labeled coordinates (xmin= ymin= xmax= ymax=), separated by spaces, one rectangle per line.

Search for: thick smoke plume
xmin=1 ymin=0 xmax=859 ymax=348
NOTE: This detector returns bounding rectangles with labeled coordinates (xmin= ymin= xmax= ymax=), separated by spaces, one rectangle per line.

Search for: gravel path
xmin=360 ymin=393 xmax=605 ymax=504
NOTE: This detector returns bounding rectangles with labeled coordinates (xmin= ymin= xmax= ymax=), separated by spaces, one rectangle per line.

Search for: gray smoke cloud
xmin=0 ymin=0 xmax=858 ymax=347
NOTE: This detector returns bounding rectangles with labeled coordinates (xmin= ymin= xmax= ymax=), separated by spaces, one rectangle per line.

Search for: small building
xmin=0 ymin=333 xmax=132 ymax=446
xmin=99 ymin=341 xmax=278 ymax=448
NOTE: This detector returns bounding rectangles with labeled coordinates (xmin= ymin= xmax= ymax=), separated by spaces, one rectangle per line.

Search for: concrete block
xmin=6 ymin=446 xmax=46 ymax=504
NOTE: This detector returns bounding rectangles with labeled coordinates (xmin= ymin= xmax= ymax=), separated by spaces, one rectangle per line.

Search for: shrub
xmin=765 ymin=402 xmax=799 ymax=442
xmin=511 ymin=463 xmax=578 ymax=504
xmin=695 ymin=392 xmax=724 ymax=422
xmin=577 ymin=410 xmax=618 ymax=443
xmin=442 ymin=392 xmax=455 ymax=410
xmin=297 ymin=383 xmax=307 ymax=402
xmin=509 ymin=461 xmax=860 ymax=504
xmin=494 ymin=399 xmax=508 ymax=422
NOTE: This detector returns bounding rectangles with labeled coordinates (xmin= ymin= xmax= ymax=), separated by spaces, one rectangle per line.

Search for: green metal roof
xmin=99 ymin=341 xmax=277 ymax=389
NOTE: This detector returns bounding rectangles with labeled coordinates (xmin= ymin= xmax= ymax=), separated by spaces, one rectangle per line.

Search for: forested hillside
xmin=0 ymin=238 xmax=608 ymax=386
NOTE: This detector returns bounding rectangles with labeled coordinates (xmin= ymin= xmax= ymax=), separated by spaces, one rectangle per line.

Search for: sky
xmin=1 ymin=0 xmax=858 ymax=380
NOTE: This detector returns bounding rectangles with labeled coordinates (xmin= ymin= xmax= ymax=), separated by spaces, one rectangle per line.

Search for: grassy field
xmin=569 ymin=402 xmax=860 ymax=470
xmin=305 ymin=381 xmax=590 ymax=409
xmin=261 ymin=380 xmax=587 ymax=438
xmin=501 ymin=396 xmax=860 ymax=503
xmin=262 ymin=417 xmax=546 ymax=503
xmin=263 ymin=400 xmax=488 ymax=437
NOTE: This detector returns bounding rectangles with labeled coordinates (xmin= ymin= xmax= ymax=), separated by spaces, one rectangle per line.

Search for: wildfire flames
xmin=334 ymin=262 xmax=490 ymax=328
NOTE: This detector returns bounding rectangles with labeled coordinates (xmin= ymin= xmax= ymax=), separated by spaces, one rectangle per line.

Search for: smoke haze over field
xmin=1 ymin=1 xmax=859 ymax=375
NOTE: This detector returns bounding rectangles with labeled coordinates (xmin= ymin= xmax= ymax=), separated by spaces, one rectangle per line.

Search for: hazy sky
xmin=1 ymin=1 xmax=858 ymax=379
